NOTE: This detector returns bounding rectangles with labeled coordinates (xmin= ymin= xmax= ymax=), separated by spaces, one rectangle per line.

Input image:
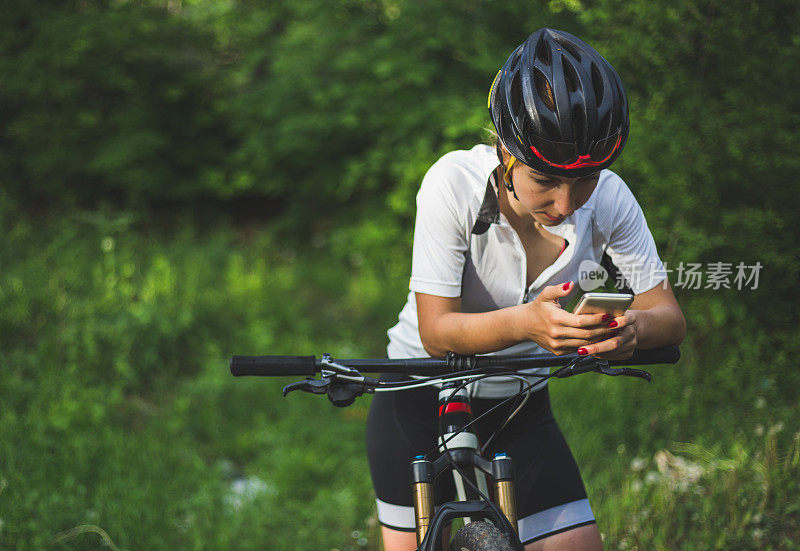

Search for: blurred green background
xmin=1 ymin=0 xmax=799 ymax=549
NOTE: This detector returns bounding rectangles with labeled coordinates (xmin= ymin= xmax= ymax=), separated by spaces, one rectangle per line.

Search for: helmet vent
xmin=598 ymin=111 xmax=611 ymax=137
xmin=572 ymin=104 xmax=585 ymax=148
xmin=510 ymin=72 xmax=523 ymax=112
xmin=534 ymin=69 xmax=556 ymax=112
xmin=554 ymin=36 xmax=582 ymax=62
xmin=535 ymin=37 xmax=552 ymax=66
xmin=562 ymin=56 xmax=579 ymax=93
xmin=591 ymin=62 xmax=604 ymax=103
xmin=541 ymin=117 xmax=560 ymax=142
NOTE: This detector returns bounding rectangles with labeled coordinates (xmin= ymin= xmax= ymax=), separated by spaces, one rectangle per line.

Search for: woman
xmin=367 ymin=28 xmax=685 ymax=550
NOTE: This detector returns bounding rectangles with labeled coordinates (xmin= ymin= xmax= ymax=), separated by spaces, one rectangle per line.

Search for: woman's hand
xmin=580 ymin=311 xmax=638 ymax=360
xmin=577 ymin=281 xmax=687 ymax=359
xmin=518 ymin=282 xmax=611 ymax=356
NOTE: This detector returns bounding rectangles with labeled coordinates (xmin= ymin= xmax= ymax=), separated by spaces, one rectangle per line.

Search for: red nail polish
xmin=601 ymin=314 xmax=610 ymax=321
xmin=578 ymin=348 xmax=588 ymax=355
xmin=562 ymin=282 xmax=571 ymax=291
xmin=608 ymin=320 xmax=618 ymax=328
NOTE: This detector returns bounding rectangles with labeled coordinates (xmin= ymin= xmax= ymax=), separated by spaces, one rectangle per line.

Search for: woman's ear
xmin=495 ymin=142 xmax=510 ymax=167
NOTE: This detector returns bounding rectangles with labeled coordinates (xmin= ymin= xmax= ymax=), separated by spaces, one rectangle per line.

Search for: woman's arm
xmin=416 ymin=282 xmax=611 ymax=358
xmin=581 ymin=281 xmax=686 ymax=360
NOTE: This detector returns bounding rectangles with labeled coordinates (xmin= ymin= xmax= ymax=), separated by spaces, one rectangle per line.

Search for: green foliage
xmin=0 ymin=209 xmax=390 ymax=549
xmin=0 ymin=1 xmax=232 ymax=204
xmin=2 ymin=205 xmax=799 ymax=549
xmin=2 ymin=1 xmax=799 ymax=549
xmin=591 ymin=437 xmax=800 ymax=549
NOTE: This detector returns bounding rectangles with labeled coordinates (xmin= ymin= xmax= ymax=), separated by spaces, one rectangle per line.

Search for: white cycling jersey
xmin=387 ymin=144 xmax=666 ymax=398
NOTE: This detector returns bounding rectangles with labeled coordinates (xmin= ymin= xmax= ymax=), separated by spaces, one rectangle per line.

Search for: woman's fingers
xmin=546 ymin=337 xmax=602 ymax=353
xmin=556 ymin=324 xmax=611 ymax=342
xmin=605 ymin=314 xmax=630 ymax=331
xmin=557 ymin=311 xmax=609 ymax=328
xmin=581 ymin=334 xmax=625 ymax=356
xmin=538 ymin=310 xmax=625 ymax=353
xmin=579 ymin=320 xmax=637 ymax=358
xmin=530 ymin=295 xmax=636 ymax=356
xmin=537 ymin=281 xmax=575 ymax=304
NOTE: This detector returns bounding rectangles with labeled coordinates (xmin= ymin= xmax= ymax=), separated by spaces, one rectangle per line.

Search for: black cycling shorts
xmin=366 ymin=374 xmax=595 ymax=545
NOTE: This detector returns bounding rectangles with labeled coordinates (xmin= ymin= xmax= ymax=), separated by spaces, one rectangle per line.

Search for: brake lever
xmin=595 ymin=362 xmax=652 ymax=382
xmin=554 ymin=357 xmax=651 ymax=382
xmin=554 ymin=355 xmax=599 ymax=378
xmin=282 ymin=377 xmax=332 ymax=397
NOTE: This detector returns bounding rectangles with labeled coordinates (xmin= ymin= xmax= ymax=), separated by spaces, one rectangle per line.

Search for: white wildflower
xmin=101 ymin=236 xmax=115 ymax=253
xmin=224 ymin=475 xmax=274 ymax=512
xmin=653 ymin=449 xmax=703 ymax=491
xmin=768 ymin=421 xmax=785 ymax=435
xmin=630 ymin=457 xmax=646 ymax=471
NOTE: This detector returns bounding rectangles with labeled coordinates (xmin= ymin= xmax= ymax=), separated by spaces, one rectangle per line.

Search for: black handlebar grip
xmin=230 ymin=355 xmax=317 ymax=377
xmin=618 ymin=345 xmax=681 ymax=366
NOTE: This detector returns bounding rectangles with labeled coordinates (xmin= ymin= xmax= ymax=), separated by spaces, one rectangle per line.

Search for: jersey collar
xmin=472 ymin=169 xmax=501 ymax=235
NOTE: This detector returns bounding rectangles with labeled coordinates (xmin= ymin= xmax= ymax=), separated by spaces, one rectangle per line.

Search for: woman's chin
xmin=537 ymin=214 xmax=565 ymax=226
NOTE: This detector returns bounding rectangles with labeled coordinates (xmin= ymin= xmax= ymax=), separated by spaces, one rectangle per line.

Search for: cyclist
xmin=366 ymin=28 xmax=686 ymax=550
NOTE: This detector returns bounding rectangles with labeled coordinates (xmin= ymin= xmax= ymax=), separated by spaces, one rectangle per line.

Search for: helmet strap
xmin=503 ymin=157 xmax=519 ymax=201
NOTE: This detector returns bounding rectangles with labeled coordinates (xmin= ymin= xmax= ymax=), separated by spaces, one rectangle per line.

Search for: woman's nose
xmin=554 ymin=186 xmax=577 ymax=217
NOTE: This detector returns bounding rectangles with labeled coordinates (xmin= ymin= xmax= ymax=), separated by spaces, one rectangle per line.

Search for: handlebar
xmin=230 ymin=345 xmax=680 ymax=377
xmin=229 ymin=355 xmax=317 ymax=377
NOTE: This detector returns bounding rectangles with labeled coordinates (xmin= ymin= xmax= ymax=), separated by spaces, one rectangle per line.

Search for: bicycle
xmin=230 ymin=346 xmax=680 ymax=551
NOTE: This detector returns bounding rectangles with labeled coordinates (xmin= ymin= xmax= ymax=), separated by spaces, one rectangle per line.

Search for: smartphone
xmin=573 ymin=292 xmax=634 ymax=317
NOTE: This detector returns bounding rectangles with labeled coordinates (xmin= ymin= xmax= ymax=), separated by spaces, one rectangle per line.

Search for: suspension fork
xmin=410 ymin=382 xmax=520 ymax=546
xmin=492 ymin=453 xmax=518 ymax=533
xmin=411 ymin=457 xmax=434 ymax=546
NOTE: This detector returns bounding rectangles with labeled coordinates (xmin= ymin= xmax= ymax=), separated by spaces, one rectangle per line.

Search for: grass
xmin=0 ymin=205 xmax=797 ymax=549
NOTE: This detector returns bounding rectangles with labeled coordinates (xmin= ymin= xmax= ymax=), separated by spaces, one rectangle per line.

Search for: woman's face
xmin=508 ymin=162 xmax=600 ymax=226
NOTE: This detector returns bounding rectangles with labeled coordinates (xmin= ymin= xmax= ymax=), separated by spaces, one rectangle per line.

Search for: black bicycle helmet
xmin=489 ymin=28 xmax=629 ymax=178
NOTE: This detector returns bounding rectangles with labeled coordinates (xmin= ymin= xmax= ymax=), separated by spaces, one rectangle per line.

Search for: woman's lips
xmin=543 ymin=213 xmax=564 ymax=222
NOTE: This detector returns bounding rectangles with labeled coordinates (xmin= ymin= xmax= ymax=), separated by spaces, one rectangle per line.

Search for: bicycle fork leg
xmin=492 ymin=454 xmax=518 ymax=534
xmin=411 ymin=458 xmax=434 ymax=546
